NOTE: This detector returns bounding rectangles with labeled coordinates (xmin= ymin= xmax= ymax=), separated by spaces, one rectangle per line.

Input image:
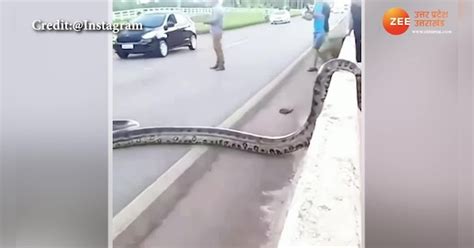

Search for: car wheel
xmin=154 ymin=39 xmax=168 ymax=57
xmin=188 ymin=35 xmax=197 ymax=50
xmin=116 ymin=51 xmax=129 ymax=59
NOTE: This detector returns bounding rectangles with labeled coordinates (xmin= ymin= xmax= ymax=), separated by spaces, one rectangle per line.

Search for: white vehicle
xmin=269 ymin=10 xmax=291 ymax=24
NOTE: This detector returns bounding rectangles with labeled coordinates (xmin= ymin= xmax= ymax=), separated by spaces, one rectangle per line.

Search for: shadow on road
xmin=116 ymin=48 xmax=193 ymax=60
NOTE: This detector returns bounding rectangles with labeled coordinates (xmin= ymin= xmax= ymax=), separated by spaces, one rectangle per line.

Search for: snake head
xmin=113 ymin=119 xmax=140 ymax=131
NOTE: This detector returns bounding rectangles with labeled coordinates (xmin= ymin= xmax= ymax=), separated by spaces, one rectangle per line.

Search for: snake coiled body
xmin=113 ymin=59 xmax=361 ymax=155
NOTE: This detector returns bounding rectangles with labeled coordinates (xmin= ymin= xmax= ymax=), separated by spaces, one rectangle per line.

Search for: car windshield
xmin=273 ymin=11 xmax=287 ymax=15
xmin=131 ymin=14 xmax=166 ymax=28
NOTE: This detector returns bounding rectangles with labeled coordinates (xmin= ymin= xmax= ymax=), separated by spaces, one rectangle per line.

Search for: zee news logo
xmin=383 ymin=7 xmax=410 ymax=35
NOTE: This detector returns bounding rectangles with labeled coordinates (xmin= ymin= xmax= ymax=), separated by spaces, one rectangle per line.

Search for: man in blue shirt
xmin=308 ymin=0 xmax=331 ymax=72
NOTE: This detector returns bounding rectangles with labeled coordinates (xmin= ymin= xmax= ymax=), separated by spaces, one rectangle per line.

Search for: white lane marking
xmin=225 ymin=38 xmax=249 ymax=49
xmin=112 ymin=46 xmax=313 ymax=240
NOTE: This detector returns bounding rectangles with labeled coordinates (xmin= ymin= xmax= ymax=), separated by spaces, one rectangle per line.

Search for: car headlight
xmin=141 ymin=38 xmax=153 ymax=44
xmin=142 ymin=31 xmax=158 ymax=39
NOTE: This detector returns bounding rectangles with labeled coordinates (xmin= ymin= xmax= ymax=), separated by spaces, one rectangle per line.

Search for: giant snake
xmin=113 ymin=59 xmax=361 ymax=155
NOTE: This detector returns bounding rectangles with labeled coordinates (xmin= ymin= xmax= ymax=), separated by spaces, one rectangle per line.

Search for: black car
xmin=113 ymin=12 xmax=197 ymax=58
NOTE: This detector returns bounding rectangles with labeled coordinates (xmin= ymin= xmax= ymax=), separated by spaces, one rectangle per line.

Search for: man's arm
xmin=323 ymin=3 xmax=331 ymax=18
xmin=313 ymin=4 xmax=324 ymax=18
xmin=314 ymin=12 xmax=324 ymax=18
xmin=203 ymin=13 xmax=216 ymax=25
xmin=204 ymin=8 xmax=222 ymax=25
xmin=203 ymin=14 xmax=214 ymax=25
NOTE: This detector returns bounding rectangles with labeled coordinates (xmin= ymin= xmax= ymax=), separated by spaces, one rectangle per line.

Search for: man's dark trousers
xmin=351 ymin=3 xmax=361 ymax=63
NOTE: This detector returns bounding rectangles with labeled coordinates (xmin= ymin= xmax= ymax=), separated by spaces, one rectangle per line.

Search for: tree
xmin=223 ymin=0 xmax=240 ymax=7
xmin=113 ymin=0 xmax=138 ymax=11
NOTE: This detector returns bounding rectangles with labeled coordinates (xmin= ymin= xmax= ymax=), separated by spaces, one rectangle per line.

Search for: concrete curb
xmin=112 ymin=46 xmax=313 ymax=242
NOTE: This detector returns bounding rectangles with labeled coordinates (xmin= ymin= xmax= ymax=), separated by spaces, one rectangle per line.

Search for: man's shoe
xmin=210 ymin=65 xmax=218 ymax=70
xmin=215 ymin=66 xmax=225 ymax=71
xmin=307 ymin=67 xmax=318 ymax=72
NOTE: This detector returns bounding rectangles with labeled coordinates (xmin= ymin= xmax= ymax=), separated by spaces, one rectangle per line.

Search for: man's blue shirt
xmin=313 ymin=3 xmax=325 ymax=33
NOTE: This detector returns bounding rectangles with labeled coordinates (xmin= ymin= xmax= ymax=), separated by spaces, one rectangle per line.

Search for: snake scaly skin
xmin=113 ymin=59 xmax=361 ymax=155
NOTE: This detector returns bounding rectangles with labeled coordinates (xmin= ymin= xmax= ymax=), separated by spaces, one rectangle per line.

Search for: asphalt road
xmin=113 ymin=14 xmax=345 ymax=215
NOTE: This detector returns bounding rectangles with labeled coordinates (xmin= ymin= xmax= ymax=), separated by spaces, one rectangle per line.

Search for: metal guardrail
xmin=113 ymin=7 xmax=212 ymax=20
xmin=113 ymin=7 xmax=299 ymax=21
